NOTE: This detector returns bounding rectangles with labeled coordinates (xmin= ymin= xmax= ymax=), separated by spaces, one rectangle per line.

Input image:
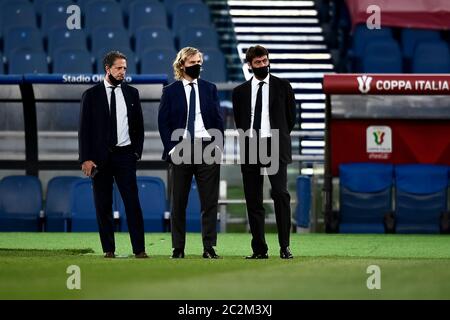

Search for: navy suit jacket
xmin=78 ymin=82 xmax=144 ymax=164
xmin=158 ymin=78 xmax=224 ymax=161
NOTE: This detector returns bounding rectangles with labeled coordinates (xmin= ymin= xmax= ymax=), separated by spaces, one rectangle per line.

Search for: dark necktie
xmin=187 ymin=83 xmax=196 ymax=141
xmin=253 ymin=81 xmax=264 ymax=133
xmin=109 ymin=86 xmax=118 ymax=147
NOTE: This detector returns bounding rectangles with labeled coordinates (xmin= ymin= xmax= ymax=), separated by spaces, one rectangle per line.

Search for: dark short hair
xmin=245 ymin=45 xmax=269 ymax=64
xmin=103 ymin=51 xmax=127 ymax=72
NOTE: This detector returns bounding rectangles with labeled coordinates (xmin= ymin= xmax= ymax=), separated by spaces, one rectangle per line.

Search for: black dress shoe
xmin=135 ymin=252 xmax=149 ymax=259
xmin=245 ymin=252 xmax=268 ymax=259
xmin=104 ymin=252 xmax=115 ymax=258
xmin=203 ymin=247 xmax=219 ymax=259
xmin=171 ymin=248 xmax=185 ymax=259
xmin=280 ymin=247 xmax=294 ymax=259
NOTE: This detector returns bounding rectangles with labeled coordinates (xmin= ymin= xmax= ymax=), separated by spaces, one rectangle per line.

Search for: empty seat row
xmin=337 ymin=163 xmax=450 ymax=234
xmin=348 ymin=25 xmax=450 ymax=73
xmin=0 ymin=47 xmax=227 ymax=82
xmin=0 ymin=175 xmax=202 ymax=232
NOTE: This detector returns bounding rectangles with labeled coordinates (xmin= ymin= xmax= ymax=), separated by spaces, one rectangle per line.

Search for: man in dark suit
xmin=158 ymin=47 xmax=224 ymax=259
xmin=79 ymin=51 xmax=147 ymax=259
xmin=232 ymin=45 xmax=296 ymax=259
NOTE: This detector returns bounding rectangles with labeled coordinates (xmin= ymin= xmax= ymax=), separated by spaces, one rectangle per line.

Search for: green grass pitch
xmin=1 ymin=233 xmax=450 ymax=299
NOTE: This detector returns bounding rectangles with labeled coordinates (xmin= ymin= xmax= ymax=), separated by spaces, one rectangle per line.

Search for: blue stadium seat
xmin=121 ymin=0 xmax=159 ymax=16
xmin=91 ymin=26 xmax=131 ymax=59
xmin=135 ymin=26 xmax=175 ymax=55
xmin=41 ymin=0 xmax=74 ymax=35
xmin=412 ymin=41 xmax=450 ymax=73
xmin=140 ymin=48 xmax=176 ymax=78
xmin=178 ymin=25 xmax=219 ymax=51
xmin=295 ymin=176 xmax=311 ymax=229
xmin=53 ymin=49 xmax=93 ymax=73
xmin=339 ymin=163 xmax=394 ymax=233
xmin=128 ymin=1 xmax=168 ymax=34
xmin=4 ymin=26 xmax=44 ymax=60
xmin=172 ymin=2 xmax=211 ymax=35
xmin=85 ymin=0 xmax=124 ymax=34
xmin=0 ymin=175 xmax=42 ymax=232
xmin=200 ymin=48 xmax=227 ymax=83
xmin=164 ymin=0 xmax=202 ymax=16
xmin=96 ymin=47 xmax=137 ymax=74
xmin=118 ymin=176 xmax=166 ymax=232
xmin=186 ymin=178 xmax=201 ymax=232
xmin=47 ymin=28 xmax=87 ymax=57
xmin=0 ymin=54 xmax=4 ymax=74
xmin=1 ymin=1 xmax=37 ymax=34
xmin=8 ymin=50 xmax=49 ymax=74
xmin=362 ymin=40 xmax=403 ymax=73
xmin=69 ymin=179 xmax=98 ymax=232
xmin=45 ymin=176 xmax=83 ymax=232
xmin=400 ymin=28 xmax=441 ymax=60
xmin=395 ymin=164 xmax=449 ymax=234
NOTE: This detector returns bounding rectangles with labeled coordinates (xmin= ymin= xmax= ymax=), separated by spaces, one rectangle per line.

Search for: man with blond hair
xmin=158 ymin=47 xmax=224 ymax=259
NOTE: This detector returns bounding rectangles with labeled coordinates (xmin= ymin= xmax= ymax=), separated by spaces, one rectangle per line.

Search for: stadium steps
xmin=221 ymin=0 xmax=335 ymax=165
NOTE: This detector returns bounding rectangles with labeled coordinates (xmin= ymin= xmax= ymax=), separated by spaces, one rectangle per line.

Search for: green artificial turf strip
xmin=1 ymin=233 xmax=450 ymax=299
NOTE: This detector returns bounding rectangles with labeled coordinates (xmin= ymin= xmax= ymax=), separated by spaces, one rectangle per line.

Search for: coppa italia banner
xmin=323 ymin=74 xmax=450 ymax=95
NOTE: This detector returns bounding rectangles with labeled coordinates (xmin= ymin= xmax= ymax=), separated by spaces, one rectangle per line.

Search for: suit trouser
xmin=92 ymin=146 xmax=145 ymax=254
xmin=240 ymin=137 xmax=291 ymax=253
xmin=170 ymin=142 xmax=220 ymax=249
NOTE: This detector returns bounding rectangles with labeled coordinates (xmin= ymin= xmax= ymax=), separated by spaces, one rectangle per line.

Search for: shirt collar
xmin=103 ymin=78 xmax=121 ymax=89
xmin=182 ymin=78 xmax=198 ymax=87
xmin=251 ymin=73 xmax=270 ymax=87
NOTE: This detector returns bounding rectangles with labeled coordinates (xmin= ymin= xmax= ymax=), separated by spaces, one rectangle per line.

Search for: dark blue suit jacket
xmin=158 ymin=78 xmax=224 ymax=161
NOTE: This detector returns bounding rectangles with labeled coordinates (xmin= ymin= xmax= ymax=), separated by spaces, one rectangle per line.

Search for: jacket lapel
xmin=176 ymin=80 xmax=188 ymax=127
xmin=97 ymin=83 xmax=110 ymax=117
xmin=268 ymin=74 xmax=276 ymax=116
xmin=243 ymin=79 xmax=252 ymax=126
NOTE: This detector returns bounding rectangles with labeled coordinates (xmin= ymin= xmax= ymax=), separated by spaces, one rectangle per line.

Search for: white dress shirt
xmin=103 ymin=79 xmax=131 ymax=147
xmin=250 ymin=74 xmax=271 ymax=138
xmin=182 ymin=78 xmax=211 ymax=139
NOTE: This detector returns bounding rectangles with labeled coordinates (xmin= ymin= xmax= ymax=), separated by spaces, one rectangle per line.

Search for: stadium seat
xmin=135 ymin=26 xmax=175 ymax=55
xmin=117 ymin=176 xmax=166 ymax=232
xmin=295 ymin=176 xmax=311 ymax=229
xmin=186 ymin=178 xmax=201 ymax=232
xmin=47 ymin=28 xmax=87 ymax=57
xmin=53 ymin=49 xmax=93 ymax=73
xmin=400 ymin=28 xmax=441 ymax=60
xmin=69 ymin=179 xmax=98 ymax=232
xmin=85 ymin=0 xmax=124 ymax=34
xmin=164 ymin=0 xmax=202 ymax=16
xmin=91 ymin=26 xmax=131 ymax=59
xmin=0 ymin=54 xmax=4 ymax=74
xmin=0 ymin=175 xmax=42 ymax=232
xmin=200 ymin=48 xmax=227 ymax=83
xmin=8 ymin=50 xmax=49 ymax=74
xmin=338 ymin=163 xmax=394 ymax=233
xmin=362 ymin=40 xmax=403 ymax=73
xmin=4 ymin=26 xmax=44 ymax=60
xmin=140 ymin=48 xmax=177 ymax=78
xmin=394 ymin=164 xmax=449 ymax=234
xmin=412 ymin=41 xmax=450 ymax=73
xmin=41 ymin=0 xmax=74 ymax=35
xmin=172 ymin=2 xmax=211 ymax=36
xmin=96 ymin=47 xmax=137 ymax=74
xmin=128 ymin=1 xmax=168 ymax=34
xmin=178 ymin=25 xmax=219 ymax=51
xmin=1 ymin=1 xmax=37 ymax=34
xmin=45 ymin=176 xmax=83 ymax=232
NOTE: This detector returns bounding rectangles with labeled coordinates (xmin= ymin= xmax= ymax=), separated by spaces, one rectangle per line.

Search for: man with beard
xmin=79 ymin=51 xmax=147 ymax=259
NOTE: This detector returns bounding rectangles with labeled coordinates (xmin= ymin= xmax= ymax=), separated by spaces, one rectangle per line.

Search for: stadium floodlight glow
xmin=228 ymin=1 xmax=315 ymax=7
xmin=301 ymin=112 xmax=325 ymax=119
xmin=229 ymin=9 xmax=318 ymax=17
xmin=301 ymin=149 xmax=325 ymax=155
xmin=301 ymin=123 xmax=325 ymax=129
xmin=238 ymin=43 xmax=327 ymax=50
xmin=295 ymin=93 xmax=326 ymax=100
xmin=301 ymin=140 xmax=325 ymax=147
xmin=270 ymin=63 xmax=333 ymax=70
xmin=234 ymin=27 xmax=323 ymax=33
xmin=231 ymin=17 xmax=319 ymax=24
xmin=271 ymin=72 xmax=331 ymax=79
xmin=301 ymin=103 xmax=326 ymax=109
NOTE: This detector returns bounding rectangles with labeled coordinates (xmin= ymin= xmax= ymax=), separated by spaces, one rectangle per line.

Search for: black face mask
xmin=252 ymin=65 xmax=269 ymax=79
xmin=108 ymin=73 xmax=123 ymax=86
xmin=185 ymin=64 xmax=201 ymax=79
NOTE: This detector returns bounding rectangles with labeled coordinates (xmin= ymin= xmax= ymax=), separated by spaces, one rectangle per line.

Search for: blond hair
xmin=173 ymin=47 xmax=203 ymax=80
